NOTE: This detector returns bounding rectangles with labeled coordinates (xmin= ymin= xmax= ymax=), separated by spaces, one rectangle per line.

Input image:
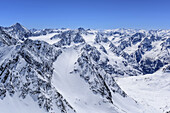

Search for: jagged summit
xmin=11 ymin=22 xmax=23 ymax=27
xmin=9 ymin=22 xmax=29 ymax=32
xmin=1 ymin=23 xmax=31 ymax=41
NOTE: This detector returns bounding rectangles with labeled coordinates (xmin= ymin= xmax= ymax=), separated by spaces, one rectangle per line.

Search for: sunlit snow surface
xmin=117 ymin=70 xmax=170 ymax=113
xmin=29 ymin=33 xmax=60 ymax=44
xmin=0 ymin=94 xmax=48 ymax=113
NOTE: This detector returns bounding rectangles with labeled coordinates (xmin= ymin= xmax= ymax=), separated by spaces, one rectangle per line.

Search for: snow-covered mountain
xmin=0 ymin=23 xmax=169 ymax=113
xmin=1 ymin=23 xmax=31 ymax=41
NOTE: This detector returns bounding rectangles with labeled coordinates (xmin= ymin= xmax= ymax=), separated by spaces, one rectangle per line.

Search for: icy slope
xmin=116 ymin=68 xmax=170 ymax=113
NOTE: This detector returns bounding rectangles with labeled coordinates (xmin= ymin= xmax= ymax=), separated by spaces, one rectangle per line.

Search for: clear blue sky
xmin=0 ymin=0 xmax=170 ymax=29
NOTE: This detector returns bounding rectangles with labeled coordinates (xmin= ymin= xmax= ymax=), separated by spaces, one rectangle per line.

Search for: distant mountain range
xmin=0 ymin=23 xmax=169 ymax=113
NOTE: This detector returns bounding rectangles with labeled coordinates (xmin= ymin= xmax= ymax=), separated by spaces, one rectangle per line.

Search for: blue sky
xmin=0 ymin=0 xmax=170 ymax=29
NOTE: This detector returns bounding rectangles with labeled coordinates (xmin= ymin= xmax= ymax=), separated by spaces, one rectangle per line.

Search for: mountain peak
xmin=15 ymin=22 xmax=21 ymax=26
xmin=1 ymin=23 xmax=30 ymax=40
xmin=12 ymin=22 xmax=24 ymax=28
xmin=10 ymin=22 xmax=29 ymax=32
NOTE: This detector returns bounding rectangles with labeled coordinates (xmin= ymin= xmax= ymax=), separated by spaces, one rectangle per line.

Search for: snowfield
xmin=116 ymin=70 xmax=170 ymax=113
xmin=29 ymin=33 xmax=60 ymax=44
xmin=0 ymin=94 xmax=48 ymax=113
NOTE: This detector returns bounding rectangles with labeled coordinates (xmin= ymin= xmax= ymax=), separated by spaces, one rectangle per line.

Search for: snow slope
xmin=81 ymin=34 xmax=96 ymax=43
xmin=0 ymin=94 xmax=48 ymax=113
xmin=51 ymin=46 xmax=155 ymax=113
xmin=116 ymin=70 xmax=170 ymax=113
xmin=52 ymin=47 xmax=119 ymax=113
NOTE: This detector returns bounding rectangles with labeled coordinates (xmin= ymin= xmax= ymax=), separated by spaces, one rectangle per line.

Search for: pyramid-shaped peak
xmin=12 ymin=22 xmax=23 ymax=28
xmin=11 ymin=22 xmax=29 ymax=32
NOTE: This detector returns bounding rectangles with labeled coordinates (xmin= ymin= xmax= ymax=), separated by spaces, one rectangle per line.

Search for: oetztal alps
xmin=0 ymin=23 xmax=169 ymax=113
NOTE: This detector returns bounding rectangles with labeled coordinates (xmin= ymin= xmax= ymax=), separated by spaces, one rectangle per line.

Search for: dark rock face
xmin=73 ymin=33 xmax=85 ymax=43
xmin=163 ymin=65 xmax=170 ymax=73
xmin=162 ymin=38 xmax=170 ymax=49
xmin=140 ymin=38 xmax=152 ymax=52
xmin=131 ymin=33 xmax=144 ymax=45
xmin=95 ymin=34 xmax=109 ymax=43
xmin=0 ymin=54 xmax=74 ymax=112
xmin=53 ymin=30 xmax=85 ymax=47
xmin=0 ymin=28 xmax=17 ymax=45
xmin=100 ymin=45 xmax=107 ymax=54
xmin=119 ymin=40 xmax=131 ymax=50
xmin=139 ymin=58 xmax=164 ymax=74
xmin=0 ymin=33 xmax=75 ymax=113
xmin=74 ymin=45 xmax=127 ymax=104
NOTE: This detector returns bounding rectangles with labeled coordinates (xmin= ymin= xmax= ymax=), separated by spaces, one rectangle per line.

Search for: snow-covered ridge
xmin=0 ymin=23 xmax=169 ymax=113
